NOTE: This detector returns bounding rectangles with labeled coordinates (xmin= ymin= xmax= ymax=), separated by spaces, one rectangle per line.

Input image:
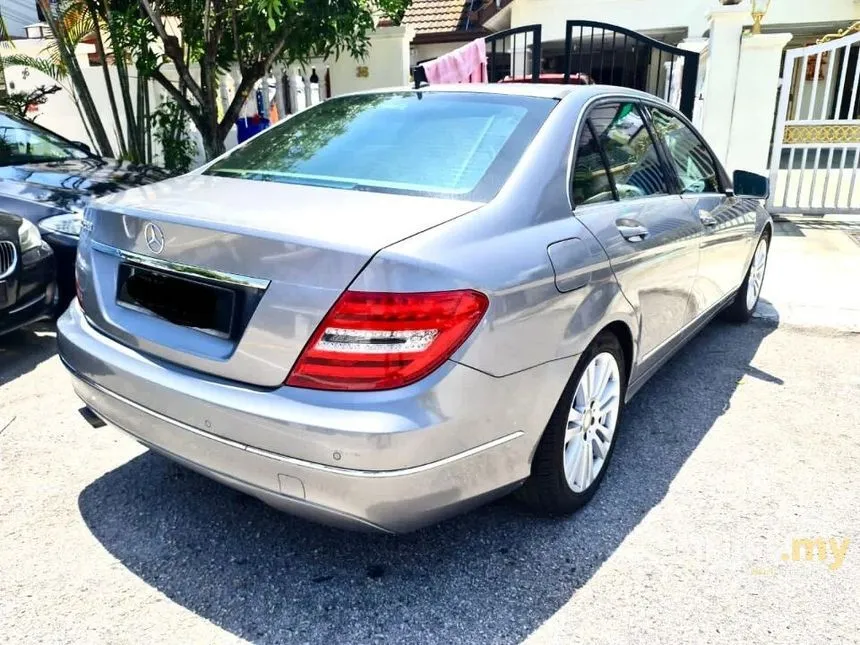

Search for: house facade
xmin=480 ymin=0 xmax=860 ymax=49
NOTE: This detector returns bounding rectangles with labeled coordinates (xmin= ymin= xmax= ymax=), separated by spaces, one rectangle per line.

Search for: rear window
xmin=205 ymin=92 xmax=556 ymax=201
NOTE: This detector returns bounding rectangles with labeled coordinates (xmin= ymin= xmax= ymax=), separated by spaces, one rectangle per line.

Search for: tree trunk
xmin=83 ymin=0 xmax=126 ymax=157
xmin=200 ymin=122 xmax=227 ymax=160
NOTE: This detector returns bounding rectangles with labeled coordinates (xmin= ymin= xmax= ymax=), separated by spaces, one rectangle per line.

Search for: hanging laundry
xmin=420 ymin=38 xmax=488 ymax=85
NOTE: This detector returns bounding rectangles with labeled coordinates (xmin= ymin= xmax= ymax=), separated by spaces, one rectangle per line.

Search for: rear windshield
xmin=205 ymin=92 xmax=556 ymax=201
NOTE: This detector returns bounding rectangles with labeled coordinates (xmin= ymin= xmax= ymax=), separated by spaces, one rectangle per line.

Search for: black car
xmin=0 ymin=210 xmax=56 ymax=336
xmin=0 ymin=112 xmax=169 ymax=308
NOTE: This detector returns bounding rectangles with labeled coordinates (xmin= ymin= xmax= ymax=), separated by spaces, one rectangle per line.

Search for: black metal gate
xmin=484 ymin=21 xmax=699 ymax=119
xmin=561 ymin=21 xmax=699 ymax=118
xmin=485 ymin=25 xmax=543 ymax=83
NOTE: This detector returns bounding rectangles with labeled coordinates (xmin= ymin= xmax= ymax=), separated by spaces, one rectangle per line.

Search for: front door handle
xmin=699 ymin=210 xmax=718 ymax=227
xmin=616 ymin=219 xmax=649 ymax=242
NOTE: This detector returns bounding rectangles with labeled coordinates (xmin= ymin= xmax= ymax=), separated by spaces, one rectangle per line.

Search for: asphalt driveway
xmin=1 ymin=220 xmax=858 ymax=644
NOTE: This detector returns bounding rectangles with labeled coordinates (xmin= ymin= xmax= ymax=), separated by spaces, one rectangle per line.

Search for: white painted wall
xmin=0 ymin=37 xmax=96 ymax=146
xmin=411 ymin=41 xmax=468 ymax=66
xmin=508 ymin=0 xmax=860 ymax=42
xmin=324 ymin=25 xmax=414 ymax=96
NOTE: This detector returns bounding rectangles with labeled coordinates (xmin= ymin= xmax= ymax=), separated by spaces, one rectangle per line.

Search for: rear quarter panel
xmin=352 ymin=88 xmax=639 ymax=378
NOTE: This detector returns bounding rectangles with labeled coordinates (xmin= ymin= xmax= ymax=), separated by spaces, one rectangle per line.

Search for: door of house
xmin=768 ymin=31 xmax=860 ymax=216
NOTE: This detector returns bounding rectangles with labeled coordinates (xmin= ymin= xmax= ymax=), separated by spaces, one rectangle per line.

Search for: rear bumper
xmin=58 ymin=303 xmax=575 ymax=532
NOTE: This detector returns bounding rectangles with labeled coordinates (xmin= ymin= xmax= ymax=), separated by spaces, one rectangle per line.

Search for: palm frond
xmin=40 ymin=0 xmax=96 ymax=66
xmin=0 ymin=53 xmax=67 ymax=81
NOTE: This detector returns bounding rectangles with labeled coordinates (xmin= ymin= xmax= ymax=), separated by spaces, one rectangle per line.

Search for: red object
xmin=286 ymin=290 xmax=489 ymax=391
xmin=499 ymin=73 xmax=594 ymax=85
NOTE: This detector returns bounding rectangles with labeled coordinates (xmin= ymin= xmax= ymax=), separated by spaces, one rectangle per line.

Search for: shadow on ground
xmin=0 ymin=323 xmax=57 ymax=387
xmin=78 ymin=319 xmax=780 ymax=644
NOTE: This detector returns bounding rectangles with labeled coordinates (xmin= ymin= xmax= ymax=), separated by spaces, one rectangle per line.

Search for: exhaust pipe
xmin=78 ymin=406 xmax=107 ymax=428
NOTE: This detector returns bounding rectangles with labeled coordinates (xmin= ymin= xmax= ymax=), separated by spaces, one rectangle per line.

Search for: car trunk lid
xmin=77 ymin=174 xmax=480 ymax=388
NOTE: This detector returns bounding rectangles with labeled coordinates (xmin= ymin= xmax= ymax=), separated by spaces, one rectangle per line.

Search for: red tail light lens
xmin=286 ymin=290 xmax=489 ymax=391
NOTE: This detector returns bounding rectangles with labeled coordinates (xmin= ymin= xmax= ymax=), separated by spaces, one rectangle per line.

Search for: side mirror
xmin=732 ymin=169 xmax=768 ymax=199
xmin=73 ymin=141 xmax=92 ymax=154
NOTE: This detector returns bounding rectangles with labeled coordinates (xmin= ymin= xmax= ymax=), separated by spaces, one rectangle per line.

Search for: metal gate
xmin=485 ymin=21 xmax=699 ymax=119
xmin=486 ymin=25 xmax=543 ymax=83
xmin=561 ymin=21 xmax=699 ymax=119
xmin=768 ymin=30 xmax=860 ymax=215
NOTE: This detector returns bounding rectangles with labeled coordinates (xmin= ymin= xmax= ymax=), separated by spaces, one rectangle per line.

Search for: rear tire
xmin=723 ymin=233 xmax=770 ymax=323
xmin=518 ymin=331 xmax=627 ymax=515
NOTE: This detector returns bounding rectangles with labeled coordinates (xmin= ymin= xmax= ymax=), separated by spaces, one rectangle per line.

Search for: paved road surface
xmin=1 ymin=221 xmax=858 ymax=644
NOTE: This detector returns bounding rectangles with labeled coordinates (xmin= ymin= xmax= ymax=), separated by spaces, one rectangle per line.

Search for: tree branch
xmin=150 ymin=68 xmax=205 ymax=135
xmin=230 ymin=0 xmax=242 ymax=71
xmin=216 ymin=28 xmax=291 ymax=141
xmin=138 ymin=0 xmax=204 ymax=107
xmin=217 ymin=68 xmax=260 ymax=141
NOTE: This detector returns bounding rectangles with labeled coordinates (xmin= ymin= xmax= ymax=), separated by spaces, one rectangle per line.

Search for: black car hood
xmin=0 ymin=158 xmax=169 ymax=214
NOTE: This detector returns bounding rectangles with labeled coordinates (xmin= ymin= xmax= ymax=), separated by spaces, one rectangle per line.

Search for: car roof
xmin=343 ymin=83 xmax=668 ymax=104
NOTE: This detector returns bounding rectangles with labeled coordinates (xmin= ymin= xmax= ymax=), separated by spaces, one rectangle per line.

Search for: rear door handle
xmin=616 ymin=219 xmax=649 ymax=242
xmin=699 ymin=210 xmax=718 ymax=227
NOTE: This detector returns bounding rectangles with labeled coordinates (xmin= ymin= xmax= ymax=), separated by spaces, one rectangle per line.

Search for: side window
xmin=646 ymin=107 xmax=721 ymax=194
xmin=571 ymin=122 xmax=614 ymax=206
xmin=588 ymin=102 xmax=669 ymax=200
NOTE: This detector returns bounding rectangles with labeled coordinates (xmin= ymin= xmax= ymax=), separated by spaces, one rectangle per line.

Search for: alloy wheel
xmin=746 ymin=238 xmax=768 ymax=311
xmin=563 ymin=352 xmax=621 ymax=493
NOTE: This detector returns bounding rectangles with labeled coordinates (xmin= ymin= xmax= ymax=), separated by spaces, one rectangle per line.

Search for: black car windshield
xmin=0 ymin=114 xmax=90 ymax=166
xmin=205 ymin=92 xmax=557 ymax=201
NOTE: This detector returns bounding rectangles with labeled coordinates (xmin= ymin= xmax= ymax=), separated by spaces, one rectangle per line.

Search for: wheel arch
xmin=598 ymin=320 xmax=634 ymax=387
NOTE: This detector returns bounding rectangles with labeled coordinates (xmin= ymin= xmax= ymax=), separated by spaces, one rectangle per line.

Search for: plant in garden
xmin=151 ymin=97 xmax=197 ymax=172
xmin=0 ymin=85 xmax=62 ymax=119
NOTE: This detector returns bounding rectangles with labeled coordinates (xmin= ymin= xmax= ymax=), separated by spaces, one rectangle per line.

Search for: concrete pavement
xmin=0 ymin=219 xmax=858 ymax=644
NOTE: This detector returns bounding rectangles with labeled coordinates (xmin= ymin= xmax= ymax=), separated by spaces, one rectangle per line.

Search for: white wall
xmin=411 ymin=41 xmax=468 ymax=66
xmin=509 ymin=0 xmax=860 ymax=43
xmin=325 ymin=25 xmax=414 ymax=96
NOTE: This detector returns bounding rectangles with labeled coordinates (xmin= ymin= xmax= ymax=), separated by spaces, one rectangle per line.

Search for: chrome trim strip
xmin=64 ymin=358 xmax=524 ymax=479
xmin=91 ymin=240 xmax=270 ymax=290
xmin=0 ymin=241 xmax=17 ymax=280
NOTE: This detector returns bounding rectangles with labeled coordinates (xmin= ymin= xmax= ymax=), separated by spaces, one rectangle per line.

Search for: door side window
xmin=571 ymin=122 xmax=615 ymax=206
xmin=646 ymin=107 xmax=721 ymax=194
xmin=588 ymin=102 xmax=669 ymax=201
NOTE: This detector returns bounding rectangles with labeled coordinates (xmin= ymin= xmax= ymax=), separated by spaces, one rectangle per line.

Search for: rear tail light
xmin=286 ymin=290 xmax=489 ymax=391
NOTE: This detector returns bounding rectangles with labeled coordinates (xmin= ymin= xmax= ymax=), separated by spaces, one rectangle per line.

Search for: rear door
xmin=571 ymin=100 xmax=703 ymax=359
xmin=643 ymin=105 xmax=756 ymax=313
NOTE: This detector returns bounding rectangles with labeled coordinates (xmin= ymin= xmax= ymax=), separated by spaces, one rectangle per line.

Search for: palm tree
xmin=0 ymin=11 xmax=9 ymax=98
xmin=36 ymin=0 xmax=114 ymax=156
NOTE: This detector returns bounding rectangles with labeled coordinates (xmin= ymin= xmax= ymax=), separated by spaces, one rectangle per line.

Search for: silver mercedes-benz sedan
xmin=58 ymin=84 xmax=772 ymax=532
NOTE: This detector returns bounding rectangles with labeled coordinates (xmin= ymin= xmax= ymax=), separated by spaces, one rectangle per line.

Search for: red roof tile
xmin=401 ymin=0 xmax=483 ymax=36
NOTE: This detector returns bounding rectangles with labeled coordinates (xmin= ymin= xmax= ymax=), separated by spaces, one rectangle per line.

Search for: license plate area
xmin=116 ymin=263 xmax=238 ymax=338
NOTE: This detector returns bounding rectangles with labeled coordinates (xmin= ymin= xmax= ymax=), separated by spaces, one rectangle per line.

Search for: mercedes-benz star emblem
xmin=144 ymin=222 xmax=165 ymax=254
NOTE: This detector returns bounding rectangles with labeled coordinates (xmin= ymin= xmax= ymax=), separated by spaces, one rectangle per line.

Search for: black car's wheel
xmin=518 ymin=331 xmax=627 ymax=515
xmin=723 ymin=232 xmax=770 ymax=323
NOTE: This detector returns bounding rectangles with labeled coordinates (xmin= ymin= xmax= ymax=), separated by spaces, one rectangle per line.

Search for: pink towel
xmin=421 ymin=38 xmax=487 ymax=84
